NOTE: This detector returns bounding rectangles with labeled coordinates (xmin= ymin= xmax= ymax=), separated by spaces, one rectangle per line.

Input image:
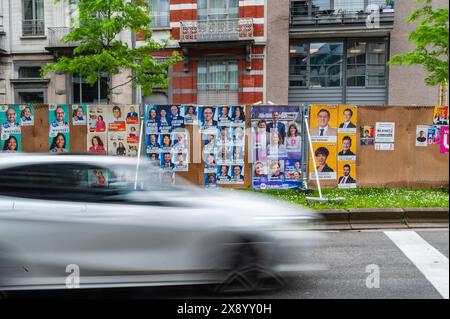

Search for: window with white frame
xmin=197 ymin=0 xmax=239 ymax=21
xmin=149 ymin=0 xmax=169 ymax=28
xmin=22 ymin=0 xmax=45 ymax=36
xmin=197 ymin=60 xmax=238 ymax=91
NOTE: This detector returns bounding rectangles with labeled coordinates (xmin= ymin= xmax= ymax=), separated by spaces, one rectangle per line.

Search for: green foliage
xmin=42 ymin=0 xmax=181 ymax=97
xmin=388 ymin=0 xmax=449 ymax=86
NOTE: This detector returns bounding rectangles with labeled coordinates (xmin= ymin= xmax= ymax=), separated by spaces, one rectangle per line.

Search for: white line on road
xmin=384 ymin=231 xmax=449 ymax=299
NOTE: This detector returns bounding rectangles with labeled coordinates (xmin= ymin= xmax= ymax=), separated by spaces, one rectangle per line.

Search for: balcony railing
xmin=180 ymin=19 xmax=254 ymax=43
xmin=48 ymin=27 xmax=79 ymax=47
xmin=290 ymin=0 xmax=395 ymax=29
xmin=22 ymin=19 xmax=45 ymax=36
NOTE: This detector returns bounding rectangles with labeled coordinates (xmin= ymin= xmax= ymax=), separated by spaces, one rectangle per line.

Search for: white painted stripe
xmin=254 ymin=36 xmax=266 ymax=43
xmin=384 ymin=231 xmax=449 ymax=299
xmin=241 ymin=87 xmax=264 ymax=93
xmin=170 ymin=22 xmax=181 ymax=28
xmin=170 ymin=3 xmax=197 ymax=10
xmin=239 ymin=0 xmax=265 ymax=6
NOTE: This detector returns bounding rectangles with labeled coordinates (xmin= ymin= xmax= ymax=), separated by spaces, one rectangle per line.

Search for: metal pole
xmin=134 ymin=108 xmax=145 ymax=190
xmin=304 ymin=117 xmax=323 ymax=199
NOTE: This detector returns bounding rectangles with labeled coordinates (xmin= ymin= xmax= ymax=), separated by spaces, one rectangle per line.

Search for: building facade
xmin=0 ymin=0 xmax=447 ymax=106
xmin=266 ymin=0 xmax=448 ymax=106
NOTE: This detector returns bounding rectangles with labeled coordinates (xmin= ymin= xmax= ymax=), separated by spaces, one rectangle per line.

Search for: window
xmin=72 ymin=74 xmax=108 ymax=104
xmin=17 ymin=91 xmax=44 ymax=103
xmin=198 ymin=0 xmax=239 ymax=20
xmin=19 ymin=66 xmax=42 ymax=79
xmin=289 ymin=39 xmax=387 ymax=88
xmin=197 ymin=60 xmax=238 ymax=91
xmin=149 ymin=0 xmax=169 ymax=28
xmin=347 ymin=39 xmax=387 ymax=87
xmin=22 ymin=0 xmax=44 ymax=36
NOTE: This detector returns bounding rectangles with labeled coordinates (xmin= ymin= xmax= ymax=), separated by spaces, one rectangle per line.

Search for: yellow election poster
xmin=337 ymin=105 xmax=357 ymax=188
xmin=309 ymin=105 xmax=338 ymax=181
xmin=309 ymin=141 xmax=337 ymax=181
xmin=337 ymin=161 xmax=357 ymax=188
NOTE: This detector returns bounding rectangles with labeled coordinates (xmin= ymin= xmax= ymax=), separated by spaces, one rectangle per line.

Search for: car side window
xmin=0 ymin=163 xmax=125 ymax=202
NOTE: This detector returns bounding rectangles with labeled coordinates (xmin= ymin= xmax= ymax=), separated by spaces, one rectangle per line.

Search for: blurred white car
xmin=0 ymin=154 xmax=324 ymax=293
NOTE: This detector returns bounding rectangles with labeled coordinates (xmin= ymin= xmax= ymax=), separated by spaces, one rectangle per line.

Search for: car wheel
xmin=214 ymin=242 xmax=285 ymax=295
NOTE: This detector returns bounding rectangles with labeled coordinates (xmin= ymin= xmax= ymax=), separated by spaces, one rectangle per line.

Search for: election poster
xmin=427 ymin=125 xmax=442 ymax=145
xmin=87 ymin=169 xmax=109 ymax=187
xmin=88 ymin=105 xmax=107 ymax=132
xmin=337 ymin=161 xmax=357 ymax=189
xmin=198 ymin=106 xmax=218 ymax=134
xmin=19 ymin=105 xmax=35 ymax=126
xmin=183 ymin=105 xmax=198 ymax=125
xmin=440 ymin=126 xmax=449 ymax=154
xmin=87 ymin=132 xmax=107 ymax=155
xmin=1 ymin=132 xmax=21 ymax=153
xmin=251 ymin=105 xmax=302 ymax=190
xmin=145 ymin=105 xmax=190 ymax=172
xmin=1 ymin=105 xmax=22 ymax=134
xmin=360 ymin=125 xmax=375 ymax=146
xmin=416 ymin=125 xmax=430 ymax=147
xmin=433 ymin=106 xmax=449 ymax=125
xmin=309 ymin=105 xmax=338 ymax=181
xmin=72 ymin=104 xmax=87 ymax=126
xmin=375 ymin=122 xmax=395 ymax=151
xmin=49 ymin=104 xmax=70 ymax=153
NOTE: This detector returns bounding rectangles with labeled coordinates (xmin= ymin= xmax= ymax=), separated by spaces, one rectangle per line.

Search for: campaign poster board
xmin=252 ymin=105 xmax=302 ymax=190
xmin=309 ymin=105 xmax=338 ymax=181
xmin=49 ymin=104 xmax=70 ymax=153
xmin=337 ymin=105 xmax=357 ymax=188
xmin=87 ymin=105 xmax=140 ymax=157
xmin=201 ymin=105 xmax=246 ymax=188
xmin=145 ymin=105 xmax=190 ymax=172
xmin=375 ymin=122 xmax=395 ymax=151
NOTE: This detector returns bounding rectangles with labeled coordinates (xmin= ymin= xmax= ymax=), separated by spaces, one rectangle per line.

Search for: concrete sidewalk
xmin=309 ymin=207 xmax=449 ymax=230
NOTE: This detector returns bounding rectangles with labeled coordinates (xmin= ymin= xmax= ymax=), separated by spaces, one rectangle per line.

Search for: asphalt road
xmin=3 ymin=228 xmax=448 ymax=299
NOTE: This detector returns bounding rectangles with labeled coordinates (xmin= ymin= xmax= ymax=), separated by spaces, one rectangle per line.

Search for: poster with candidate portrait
xmin=183 ymin=105 xmax=198 ymax=125
xmin=72 ymin=104 xmax=87 ymax=126
xmin=360 ymin=125 xmax=375 ymax=146
xmin=251 ymin=105 xmax=303 ymax=190
xmin=337 ymin=161 xmax=357 ymax=189
xmin=19 ymin=105 xmax=35 ymax=126
xmin=87 ymin=132 xmax=107 ymax=155
xmin=309 ymin=105 xmax=338 ymax=143
xmin=416 ymin=125 xmax=430 ymax=147
xmin=49 ymin=104 xmax=70 ymax=153
xmin=433 ymin=106 xmax=449 ymax=126
xmin=1 ymin=105 xmax=22 ymax=134
xmin=88 ymin=105 xmax=107 ymax=133
xmin=108 ymin=105 xmax=126 ymax=132
xmin=198 ymin=106 xmax=218 ymax=134
xmin=337 ymin=105 xmax=357 ymax=133
xmin=1 ymin=132 xmax=21 ymax=153
xmin=308 ymin=142 xmax=337 ymax=181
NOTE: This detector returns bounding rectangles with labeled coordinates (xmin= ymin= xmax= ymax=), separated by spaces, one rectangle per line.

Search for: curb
xmin=313 ymin=207 xmax=449 ymax=230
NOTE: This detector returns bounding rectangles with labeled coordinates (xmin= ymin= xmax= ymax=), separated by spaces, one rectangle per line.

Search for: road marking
xmin=384 ymin=231 xmax=449 ymax=299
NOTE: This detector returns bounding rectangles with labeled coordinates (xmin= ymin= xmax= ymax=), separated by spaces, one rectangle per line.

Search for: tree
xmin=388 ymin=0 xmax=449 ymax=104
xmin=42 ymin=0 xmax=181 ymax=102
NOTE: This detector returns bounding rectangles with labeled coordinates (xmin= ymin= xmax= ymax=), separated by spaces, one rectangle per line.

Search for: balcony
xmin=46 ymin=27 xmax=80 ymax=55
xmin=22 ymin=19 xmax=45 ymax=36
xmin=180 ymin=18 xmax=254 ymax=46
xmin=290 ymin=0 xmax=395 ymax=34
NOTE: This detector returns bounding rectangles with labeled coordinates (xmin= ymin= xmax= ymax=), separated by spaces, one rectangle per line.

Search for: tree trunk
xmin=439 ymin=81 xmax=448 ymax=106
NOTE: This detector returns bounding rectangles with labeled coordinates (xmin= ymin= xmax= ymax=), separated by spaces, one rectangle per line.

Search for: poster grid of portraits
xmin=88 ymin=105 xmax=140 ymax=157
xmin=200 ymin=106 xmax=246 ymax=188
xmin=251 ymin=106 xmax=303 ymax=190
xmin=145 ymin=105 xmax=191 ymax=173
xmin=309 ymin=105 xmax=358 ymax=188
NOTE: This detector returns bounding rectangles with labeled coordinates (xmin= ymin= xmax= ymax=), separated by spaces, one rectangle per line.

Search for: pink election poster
xmin=440 ymin=126 xmax=449 ymax=154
